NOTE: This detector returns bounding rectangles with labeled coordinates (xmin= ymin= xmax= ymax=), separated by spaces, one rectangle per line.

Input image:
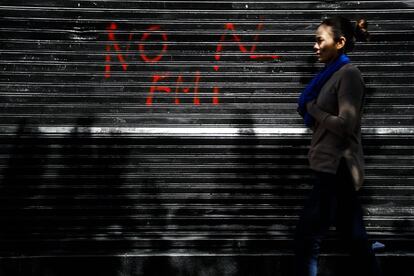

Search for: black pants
xmin=294 ymin=158 xmax=382 ymax=276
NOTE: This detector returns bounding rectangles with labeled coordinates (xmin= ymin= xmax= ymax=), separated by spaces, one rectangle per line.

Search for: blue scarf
xmin=297 ymin=54 xmax=350 ymax=127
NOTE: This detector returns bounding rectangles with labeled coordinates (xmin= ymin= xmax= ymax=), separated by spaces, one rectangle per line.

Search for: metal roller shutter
xmin=0 ymin=1 xmax=413 ymax=275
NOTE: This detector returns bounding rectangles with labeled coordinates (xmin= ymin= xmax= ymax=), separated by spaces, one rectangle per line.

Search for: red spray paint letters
xmin=105 ymin=23 xmax=168 ymax=78
xmin=145 ymin=72 xmax=201 ymax=106
xmin=104 ymin=22 xmax=280 ymax=105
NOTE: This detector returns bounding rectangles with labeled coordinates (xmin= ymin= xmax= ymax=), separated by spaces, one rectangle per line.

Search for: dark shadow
xmin=211 ymin=109 xmax=310 ymax=275
xmin=134 ymin=136 xmax=178 ymax=274
xmin=0 ymin=119 xmax=49 ymax=256
xmin=0 ymin=117 xmax=133 ymax=275
xmin=48 ymin=116 xmax=130 ymax=275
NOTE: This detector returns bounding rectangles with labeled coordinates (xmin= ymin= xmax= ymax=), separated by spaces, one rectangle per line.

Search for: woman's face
xmin=314 ymin=24 xmax=344 ymax=64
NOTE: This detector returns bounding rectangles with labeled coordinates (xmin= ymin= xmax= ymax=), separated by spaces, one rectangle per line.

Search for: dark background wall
xmin=0 ymin=1 xmax=413 ymax=275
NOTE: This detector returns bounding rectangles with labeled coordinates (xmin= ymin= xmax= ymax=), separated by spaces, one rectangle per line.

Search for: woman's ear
xmin=336 ymin=36 xmax=346 ymax=51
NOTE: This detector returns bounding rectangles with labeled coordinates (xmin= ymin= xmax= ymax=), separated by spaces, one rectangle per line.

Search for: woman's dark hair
xmin=320 ymin=15 xmax=370 ymax=53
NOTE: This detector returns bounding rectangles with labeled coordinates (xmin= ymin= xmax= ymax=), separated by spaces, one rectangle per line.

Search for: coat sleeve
xmin=306 ymin=67 xmax=365 ymax=138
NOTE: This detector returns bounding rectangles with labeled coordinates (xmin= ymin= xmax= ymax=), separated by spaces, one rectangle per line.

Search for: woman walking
xmin=295 ymin=16 xmax=382 ymax=276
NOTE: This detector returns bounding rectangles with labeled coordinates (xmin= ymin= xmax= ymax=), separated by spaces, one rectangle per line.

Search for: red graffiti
xmin=139 ymin=25 xmax=169 ymax=63
xmin=214 ymin=23 xmax=281 ymax=62
xmin=146 ymin=72 xmax=204 ymax=106
xmin=105 ymin=23 xmax=128 ymax=78
xmin=213 ymin=87 xmax=220 ymax=105
xmin=104 ymin=23 xmax=168 ymax=78
xmin=212 ymin=23 xmax=281 ymax=101
xmin=146 ymin=74 xmax=171 ymax=106
xmin=104 ymin=22 xmax=281 ymax=106
xmin=193 ymin=71 xmax=201 ymax=105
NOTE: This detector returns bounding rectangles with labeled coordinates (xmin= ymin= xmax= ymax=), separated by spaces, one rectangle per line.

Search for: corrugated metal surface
xmin=0 ymin=0 xmax=413 ymax=263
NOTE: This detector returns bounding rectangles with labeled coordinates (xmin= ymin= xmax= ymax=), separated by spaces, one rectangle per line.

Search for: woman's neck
xmin=325 ymin=52 xmax=343 ymax=66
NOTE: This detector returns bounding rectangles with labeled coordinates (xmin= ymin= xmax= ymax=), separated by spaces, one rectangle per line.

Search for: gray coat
xmin=306 ymin=63 xmax=366 ymax=190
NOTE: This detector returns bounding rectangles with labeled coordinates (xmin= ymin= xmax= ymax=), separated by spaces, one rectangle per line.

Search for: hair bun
xmin=355 ymin=18 xmax=370 ymax=42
